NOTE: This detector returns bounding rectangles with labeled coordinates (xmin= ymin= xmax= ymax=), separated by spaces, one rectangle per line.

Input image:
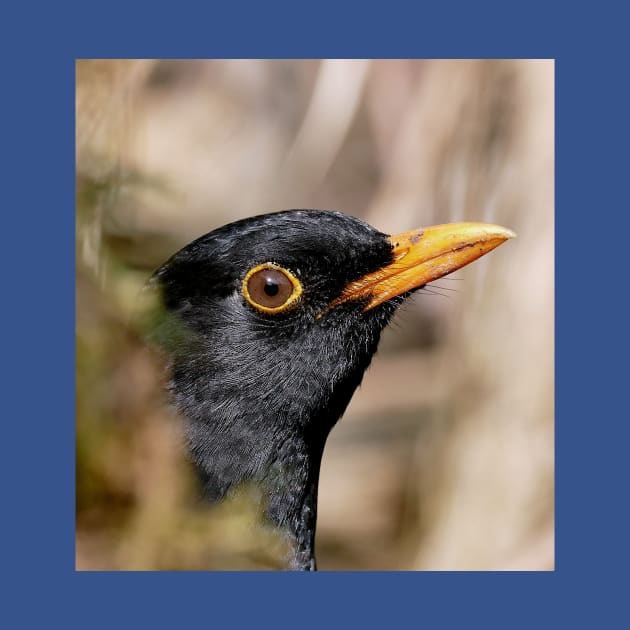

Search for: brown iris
xmin=242 ymin=263 xmax=303 ymax=313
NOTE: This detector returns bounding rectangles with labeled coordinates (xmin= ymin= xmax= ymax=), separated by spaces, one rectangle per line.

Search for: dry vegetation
xmin=76 ymin=59 xmax=554 ymax=570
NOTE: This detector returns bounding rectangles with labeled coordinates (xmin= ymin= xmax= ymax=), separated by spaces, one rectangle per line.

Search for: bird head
xmin=148 ymin=209 xmax=514 ymax=569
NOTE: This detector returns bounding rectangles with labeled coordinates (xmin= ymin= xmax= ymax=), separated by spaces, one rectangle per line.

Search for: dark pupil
xmin=264 ymin=278 xmax=279 ymax=296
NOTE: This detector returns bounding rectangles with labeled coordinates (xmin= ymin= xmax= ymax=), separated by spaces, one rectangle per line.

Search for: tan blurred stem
xmin=279 ymin=59 xmax=370 ymax=198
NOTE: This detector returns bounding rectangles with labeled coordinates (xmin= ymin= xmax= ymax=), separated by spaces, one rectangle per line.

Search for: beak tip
xmin=485 ymin=224 xmax=516 ymax=241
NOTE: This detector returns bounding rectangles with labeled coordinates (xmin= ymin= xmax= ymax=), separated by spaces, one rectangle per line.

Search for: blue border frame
xmin=4 ymin=0 xmax=627 ymax=627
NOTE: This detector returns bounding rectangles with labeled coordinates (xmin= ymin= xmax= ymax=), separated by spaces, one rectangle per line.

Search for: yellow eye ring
xmin=242 ymin=263 xmax=303 ymax=314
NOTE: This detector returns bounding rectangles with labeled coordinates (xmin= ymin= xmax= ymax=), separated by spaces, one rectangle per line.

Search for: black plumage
xmin=148 ymin=209 xmax=513 ymax=570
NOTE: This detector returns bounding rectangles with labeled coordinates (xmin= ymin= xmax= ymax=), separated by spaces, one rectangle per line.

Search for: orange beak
xmin=331 ymin=222 xmax=516 ymax=311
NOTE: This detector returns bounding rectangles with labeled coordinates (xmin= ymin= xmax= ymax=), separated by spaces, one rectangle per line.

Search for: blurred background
xmin=76 ymin=59 xmax=554 ymax=570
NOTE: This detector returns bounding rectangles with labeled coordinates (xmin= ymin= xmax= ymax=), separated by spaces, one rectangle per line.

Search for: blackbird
xmin=149 ymin=209 xmax=514 ymax=570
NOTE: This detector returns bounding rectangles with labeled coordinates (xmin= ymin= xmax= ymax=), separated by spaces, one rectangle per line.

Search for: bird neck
xmin=168 ymin=313 xmax=389 ymax=569
xmin=289 ymin=482 xmax=319 ymax=571
xmin=265 ymin=432 xmax=326 ymax=571
xmin=184 ymin=404 xmax=329 ymax=570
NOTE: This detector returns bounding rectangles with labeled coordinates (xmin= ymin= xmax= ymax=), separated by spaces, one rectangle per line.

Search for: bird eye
xmin=242 ymin=263 xmax=302 ymax=313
